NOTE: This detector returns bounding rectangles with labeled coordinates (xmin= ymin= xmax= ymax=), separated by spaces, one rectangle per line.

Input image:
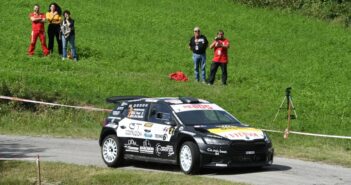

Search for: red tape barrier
xmin=1 ymin=95 xmax=350 ymax=139
xmin=0 ymin=95 xmax=112 ymax=112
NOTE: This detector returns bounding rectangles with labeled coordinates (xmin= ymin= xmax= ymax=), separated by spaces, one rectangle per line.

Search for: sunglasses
xmin=194 ymin=30 xmax=200 ymax=32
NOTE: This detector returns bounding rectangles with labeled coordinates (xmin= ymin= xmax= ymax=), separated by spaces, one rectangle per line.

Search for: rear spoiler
xmin=106 ymin=96 xmax=148 ymax=104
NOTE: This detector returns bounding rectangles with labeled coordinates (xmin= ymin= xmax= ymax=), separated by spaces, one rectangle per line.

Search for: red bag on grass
xmin=169 ymin=71 xmax=188 ymax=82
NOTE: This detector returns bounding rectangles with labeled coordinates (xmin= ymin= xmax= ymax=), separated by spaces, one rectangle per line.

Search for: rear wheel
xmin=179 ymin=141 xmax=200 ymax=174
xmin=101 ymin=135 xmax=123 ymax=167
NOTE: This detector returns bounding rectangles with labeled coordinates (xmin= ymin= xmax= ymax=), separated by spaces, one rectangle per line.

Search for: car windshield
xmin=176 ymin=110 xmax=241 ymax=126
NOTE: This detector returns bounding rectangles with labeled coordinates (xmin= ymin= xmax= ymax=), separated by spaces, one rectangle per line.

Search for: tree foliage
xmin=234 ymin=0 xmax=351 ymax=27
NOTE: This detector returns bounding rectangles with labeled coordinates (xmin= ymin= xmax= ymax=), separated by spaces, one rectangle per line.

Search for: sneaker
xmin=62 ymin=57 xmax=66 ymax=61
xmin=73 ymin=58 xmax=78 ymax=62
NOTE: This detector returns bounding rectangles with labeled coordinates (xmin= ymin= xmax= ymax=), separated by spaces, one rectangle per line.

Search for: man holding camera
xmin=188 ymin=27 xmax=209 ymax=83
xmin=208 ymin=30 xmax=230 ymax=85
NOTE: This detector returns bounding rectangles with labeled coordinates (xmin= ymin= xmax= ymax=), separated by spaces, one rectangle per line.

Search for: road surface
xmin=1 ymin=135 xmax=350 ymax=185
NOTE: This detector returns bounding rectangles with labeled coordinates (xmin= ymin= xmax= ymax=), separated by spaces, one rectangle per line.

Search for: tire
xmin=101 ymin=135 xmax=123 ymax=167
xmin=179 ymin=141 xmax=201 ymax=174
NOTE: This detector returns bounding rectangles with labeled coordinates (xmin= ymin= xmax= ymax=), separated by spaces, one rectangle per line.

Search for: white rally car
xmin=99 ymin=96 xmax=274 ymax=174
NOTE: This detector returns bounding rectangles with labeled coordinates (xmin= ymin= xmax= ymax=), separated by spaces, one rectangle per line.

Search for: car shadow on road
xmin=119 ymin=160 xmax=291 ymax=175
xmin=0 ymin=142 xmax=46 ymax=159
xmin=121 ymin=160 xmax=180 ymax=172
xmin=199 ymin=164 xmax=292 ymax=175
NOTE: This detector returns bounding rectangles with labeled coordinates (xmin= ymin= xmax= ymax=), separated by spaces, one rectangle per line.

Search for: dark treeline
xmin=233 ymin=0 xmax=351 ymax=27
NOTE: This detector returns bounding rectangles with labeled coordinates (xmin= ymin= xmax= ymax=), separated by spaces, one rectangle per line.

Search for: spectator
xmin=208 ymin=30 xmax=230 ymax=85
xmin=188 ymin=27 xmax=208 ymax=83
xmin=46 ymin=3 xmax=62 ymax=55
xmin=28 ymin=4 xmax=49 ymax=56
xmin=61 ymin=10 xmax=78 ymax=61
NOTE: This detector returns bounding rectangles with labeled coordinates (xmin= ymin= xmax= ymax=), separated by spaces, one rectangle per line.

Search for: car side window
xmin=124 ymin=102 xmax=149 ymax=121
xmin=148 ymin=103 xmax=172 ymax=124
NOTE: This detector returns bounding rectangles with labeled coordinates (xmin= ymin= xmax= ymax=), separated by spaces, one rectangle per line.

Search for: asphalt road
xmin=1 ymin=134 xmax=350 ymax=185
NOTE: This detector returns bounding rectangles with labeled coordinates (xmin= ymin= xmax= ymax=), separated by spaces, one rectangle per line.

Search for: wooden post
xmin=284 ymin=99 xmax=292 ymax=139
xmin=36 ymin=155 xmax=41 ymax=185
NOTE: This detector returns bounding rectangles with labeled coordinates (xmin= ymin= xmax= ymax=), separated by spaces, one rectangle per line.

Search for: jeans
xmin=62 ymin=34 xmax=77 ymax=59
xmin=193 ymin=53 xmax=206 ymax=81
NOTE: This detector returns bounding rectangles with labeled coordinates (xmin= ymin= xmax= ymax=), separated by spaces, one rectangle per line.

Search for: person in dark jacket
xmin=61 ymin=10 xmax=78 ymax=61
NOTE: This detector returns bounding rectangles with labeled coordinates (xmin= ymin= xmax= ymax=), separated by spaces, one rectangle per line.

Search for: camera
xmin=285 ymin=87 xmax=292 ymax=97
xmin=214 ymin=36 xmax=220 ymax=41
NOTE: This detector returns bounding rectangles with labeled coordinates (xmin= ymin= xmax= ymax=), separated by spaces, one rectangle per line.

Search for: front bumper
xmin=198 ymin=139 xmax=274 ymax=168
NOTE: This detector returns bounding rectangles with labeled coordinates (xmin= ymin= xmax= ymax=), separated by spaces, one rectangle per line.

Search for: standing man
xmin=208 ymin=30 xmax=230 ymax=85
xmin=28 ymin=4 xmax=49 ymax=56
xmin=189 ymin=27 xmax=208 ymax=83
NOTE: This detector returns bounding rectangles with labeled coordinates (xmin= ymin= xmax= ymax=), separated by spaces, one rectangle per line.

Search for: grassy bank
xmin=0 ymin=0 xmax=350 ymax=167
xmin=0 ymin=161 xmax=243 ymax=185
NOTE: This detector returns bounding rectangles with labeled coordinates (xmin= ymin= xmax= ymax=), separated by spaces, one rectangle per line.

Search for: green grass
xmin=0 ymin=0 xmax=351 ymax=167
xmin=0 ymin=161 xmax=244 ymax=185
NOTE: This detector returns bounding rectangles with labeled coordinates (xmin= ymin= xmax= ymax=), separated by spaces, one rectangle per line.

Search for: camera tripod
xmin=273 ymin=87 xmax=298 ymax=139
xmin=273 ymin=87 xmax=297 ymax=122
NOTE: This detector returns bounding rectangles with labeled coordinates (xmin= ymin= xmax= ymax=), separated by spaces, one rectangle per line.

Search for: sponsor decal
xmin=124 ymin=139 xmax=139 ymax=153
xmin=206 ymin=148 xmax=228 ymax=155
xmin=164 ymin=99 xmax=183 ymax=104
xmin=144 ymin=123 xmax=153 ymax=128
xmin=245 ymin=151 xmax=255 ymax=155
xmin=112 ymin=111 xmax=120 ymax=116
xmin=194 ymin=125 xmax=207 ymax=128
xmin=163 ymin=127 xmax=175 ymax=135
xmin=171 ymin=104 xmax=224 ymax=113
xmin=155 ymin=143 xmax=174 ymax=157
xmin=127 ymin=105 xmax=146 ymax=119
xmin=116 ymin=106 xmax=125 ymax=111
xmin=132 ymin=104 xmax=148 ymax=108
xmin=208 ymin=127 xmax=264 ymax=141
xmin=129 ymin=122 xmax=142 ymax=130
xmin=144 ymin=132 xmax=153 ymax=138
xmin=215 ymin=163 xmax=228 ymax=167
xmin=168 ymin=128 xmax=175 ymax=135
xmin=128 ymin=108 xmax=145 ymax=119
xmin=140 ymin=140 xmax=154 ymax=154
xmin=154 ymin=134 xmax=164 ymax=139
xmin=125 ymin=130 xmax=142 ymax=137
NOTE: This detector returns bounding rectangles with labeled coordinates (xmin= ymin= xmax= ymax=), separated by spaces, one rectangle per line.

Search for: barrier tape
xmin=0 ymin=95 xmax=112 ymax=112
xmin=1 ymin=95 xmax=351 ymax=140
xmin=262 ymin=129 xmax=351 ymax=140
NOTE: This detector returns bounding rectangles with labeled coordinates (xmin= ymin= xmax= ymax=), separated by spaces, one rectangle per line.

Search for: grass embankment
xmin=0 ymin=0 xmax=350 ymax=166
xmin=0 ymin=161 xmax=243 ymax=185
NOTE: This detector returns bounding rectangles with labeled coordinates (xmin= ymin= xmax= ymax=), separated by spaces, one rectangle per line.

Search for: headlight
xmin=203 ymin=137 xmax=230 ymax=145
xmin=264 ymin=132 xmax=271 ymax=144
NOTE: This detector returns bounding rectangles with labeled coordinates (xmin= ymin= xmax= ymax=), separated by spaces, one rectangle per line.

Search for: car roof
xmin=106 ymin=96 xmax=210 ymax=105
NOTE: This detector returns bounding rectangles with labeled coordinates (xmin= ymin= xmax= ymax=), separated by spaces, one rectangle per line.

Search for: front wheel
xmin=179 ymin=141 xmax=201 ymax=174
xmin=101 ymin=135 xmax=123 ymax=167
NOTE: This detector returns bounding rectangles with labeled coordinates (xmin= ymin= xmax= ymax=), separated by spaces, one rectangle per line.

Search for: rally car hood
xmin=194 ymin=125 xmax=265 ymax=141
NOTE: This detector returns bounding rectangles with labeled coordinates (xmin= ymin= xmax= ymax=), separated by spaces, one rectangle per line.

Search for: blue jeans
xmin=193 ymin=53 xmax=206 ymax=81
xmin=62 ymin=34 xmax=77 ymax=59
